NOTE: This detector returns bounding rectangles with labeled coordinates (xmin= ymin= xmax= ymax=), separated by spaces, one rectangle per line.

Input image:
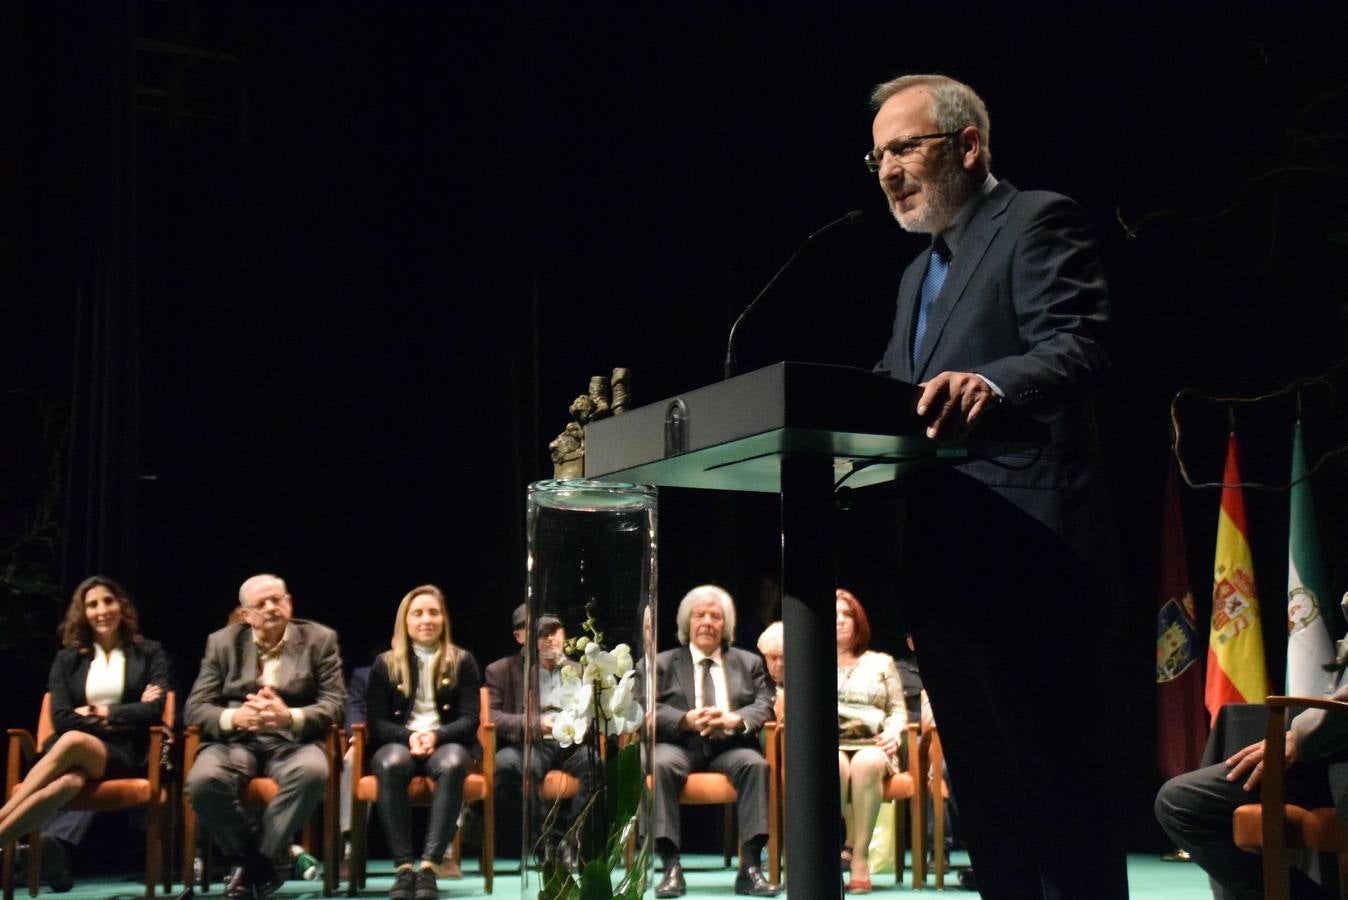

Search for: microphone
xmin=723 ymin=210 xmax=865 ymax=380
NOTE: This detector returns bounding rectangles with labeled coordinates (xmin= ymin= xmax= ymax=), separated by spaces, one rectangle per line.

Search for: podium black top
xmin=583 ymin=362 xmax=1047 ymax=493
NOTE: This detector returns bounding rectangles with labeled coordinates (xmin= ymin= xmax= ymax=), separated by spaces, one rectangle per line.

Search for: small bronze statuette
xmin=549 ymin=368 xmax=631 ymax=479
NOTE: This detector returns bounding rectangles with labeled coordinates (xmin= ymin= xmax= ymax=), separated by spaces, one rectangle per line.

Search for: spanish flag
xmin=1204 ymin=432 xmax=1268 ymax=724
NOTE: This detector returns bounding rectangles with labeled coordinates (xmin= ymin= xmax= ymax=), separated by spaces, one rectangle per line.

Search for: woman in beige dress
xmin=835 ymin=588 xmax=906 ymax=893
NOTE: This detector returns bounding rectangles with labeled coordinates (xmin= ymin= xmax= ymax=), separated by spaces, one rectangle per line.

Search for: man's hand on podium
xmin=916 ymin=371 xmax=1000 ymax=442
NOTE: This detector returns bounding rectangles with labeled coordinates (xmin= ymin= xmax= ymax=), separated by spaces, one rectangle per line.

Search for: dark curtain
xmin=62 ymin=4 xmax=141 ymax=588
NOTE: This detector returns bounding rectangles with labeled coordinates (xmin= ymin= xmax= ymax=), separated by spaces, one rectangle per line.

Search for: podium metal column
xmin=779 ymin=454 xmax=841 ymax=898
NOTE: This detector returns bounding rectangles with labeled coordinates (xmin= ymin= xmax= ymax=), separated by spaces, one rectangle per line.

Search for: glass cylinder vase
xmin=521 ymin=480 xmax=657 ymax=900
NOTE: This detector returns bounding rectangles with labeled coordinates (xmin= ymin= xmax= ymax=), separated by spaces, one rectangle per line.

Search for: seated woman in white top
xmin=0 ymin=576 xmax=168 ymax=845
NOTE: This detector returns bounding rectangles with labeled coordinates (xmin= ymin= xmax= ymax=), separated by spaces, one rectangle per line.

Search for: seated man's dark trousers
xmin=1156 ymin=761 xmax=1338 ymax=900
xmin=495 ymin=738 xmax=589 ymax=855
xmin=187 ymin=733 xmax=328 ymax=870
xmin=652 ymin=736 xmax=771 ymax=863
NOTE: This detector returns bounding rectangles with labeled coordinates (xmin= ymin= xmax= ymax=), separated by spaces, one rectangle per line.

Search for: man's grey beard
xmin=893 ymin=153 xmax=974 ymax=235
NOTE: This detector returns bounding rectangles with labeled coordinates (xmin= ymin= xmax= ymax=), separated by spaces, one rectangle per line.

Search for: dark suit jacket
xmin=651 ymin=645 xmax=775 ymax=752
xmin=47 ymin=639 xmax=170 ymax=759
xmin=184 ymin=619 xmax=345 ymax=744
xmin=365 ymin=647 xmax=482 ymax=760
xmin=875 ymin=180 xmax=1114 ymax=568
xmin=484 ymin=652 xmax=579 ymax=748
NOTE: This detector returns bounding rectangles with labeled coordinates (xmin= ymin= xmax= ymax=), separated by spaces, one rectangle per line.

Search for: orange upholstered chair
xmin=623 ymin=722 xmax=782 ymax=880
xmin=1232 ymin=696 xmax=1348 ymax=900
xmin=346 ymin=685 xmax=495 ymax=894
xmin=3 ymin=692 xmax=175 ymax=900
xmin=179 ymin=722 xmax=341 ymax=896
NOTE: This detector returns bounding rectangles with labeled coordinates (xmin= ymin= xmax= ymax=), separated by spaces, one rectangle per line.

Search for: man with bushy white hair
xmin=647 ymin=585 xmax=779 ymax=897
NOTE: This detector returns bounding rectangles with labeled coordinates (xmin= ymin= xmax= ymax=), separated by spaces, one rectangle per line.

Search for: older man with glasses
xmin=868 ymin=74 xmax=1126 ymax=899
xmin=185 ymin=574 xmax=345 ymax=900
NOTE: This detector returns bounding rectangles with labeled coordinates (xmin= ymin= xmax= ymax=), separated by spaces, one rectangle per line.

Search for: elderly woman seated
xmin=755 ymin=621 xmax=784 ymax=724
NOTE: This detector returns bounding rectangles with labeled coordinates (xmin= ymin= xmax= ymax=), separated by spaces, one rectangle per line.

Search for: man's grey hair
xmin=756 ymin=620 xmax=783 ymax=655
xmin=870 ymin=74 xmax=991 ymax=171
xmin=676 ymin=584 xmax=737 ymax=647
xmin=238 ymin=573 xmax=287 ymax=605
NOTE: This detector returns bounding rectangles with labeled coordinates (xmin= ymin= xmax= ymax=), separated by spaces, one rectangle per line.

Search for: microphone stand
xmin=723 ymin=210 xmax=863 ymax=380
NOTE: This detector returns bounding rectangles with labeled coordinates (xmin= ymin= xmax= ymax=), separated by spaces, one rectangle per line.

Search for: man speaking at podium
xmin=868 ymin=74 xmax=1127 ymax=899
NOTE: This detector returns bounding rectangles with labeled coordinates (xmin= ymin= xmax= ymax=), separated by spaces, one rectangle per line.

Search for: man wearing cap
xmin=484 ymin=606 xmax=586 ymax=868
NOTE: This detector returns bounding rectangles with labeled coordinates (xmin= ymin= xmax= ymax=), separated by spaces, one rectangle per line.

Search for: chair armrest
xmin=6 ymin=729 xmax=36 ymax=793
xmin=146 ymin=725 xmax=170 ymax=794
xmin=350 ymin=723 xmax=366 ymax=782
xmin=480 ymin=720 xmax=495 ymax=772
xmin=903 ymin=722 xmax=919 ymax=776
xmin=925 ymin=726 xmax=945 ymax=800
xmin=763 ymin=721 xmax=779 ymax=765
xmin=181 ymin=724 xmax=202 ymax=776
xmin=324 ymin=724 xmax=340 ymax=766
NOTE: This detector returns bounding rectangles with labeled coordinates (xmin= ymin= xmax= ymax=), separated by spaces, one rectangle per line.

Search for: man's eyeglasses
xmin=864 ymin=130 xmax=962 ymax=174
xmin=242 ymin=596 xmax=287 ymax=613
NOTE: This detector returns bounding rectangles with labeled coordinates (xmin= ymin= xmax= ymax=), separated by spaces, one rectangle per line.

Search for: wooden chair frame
xmin=3 ymin=692 xmax=175 ymax=900
xmin=179 ymin=723 xmax=341 ymax=896
xmin=1232 ymin=695 xmax=1348 ymax=900
xmin=346 ymin=685 xmax=495 ymax=895
xmin=913 ymin=725 xmax=943 ymax=889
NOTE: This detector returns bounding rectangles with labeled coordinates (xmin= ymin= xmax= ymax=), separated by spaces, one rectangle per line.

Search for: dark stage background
xmin=3 ymin=1 xmax=1347 ymax=853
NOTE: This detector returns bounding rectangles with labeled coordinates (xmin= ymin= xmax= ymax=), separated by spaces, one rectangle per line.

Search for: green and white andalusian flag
xmin=1285 ymin=421 xmax=1339 ymax=696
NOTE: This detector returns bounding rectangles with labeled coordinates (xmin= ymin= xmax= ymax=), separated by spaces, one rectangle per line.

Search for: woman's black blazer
xmin=45 ymin=638 xmax=170 ymax=761
xmin=364 ymin=648 xmax=482 ymax=760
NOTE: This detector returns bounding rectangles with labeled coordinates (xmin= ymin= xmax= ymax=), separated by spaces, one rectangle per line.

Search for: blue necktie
xmin=912 ymin=237 xmax=950 ymax=359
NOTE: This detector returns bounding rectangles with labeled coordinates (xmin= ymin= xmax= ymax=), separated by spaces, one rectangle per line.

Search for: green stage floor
xmin=16 ymin=853 xmax=1214 ymax=898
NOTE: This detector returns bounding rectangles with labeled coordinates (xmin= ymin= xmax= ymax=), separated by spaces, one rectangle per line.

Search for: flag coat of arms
xmin=1204 ymin=433 xmax=1268 ymax=724
xmin=1156 ymin=460 xmax=1206 ymax=778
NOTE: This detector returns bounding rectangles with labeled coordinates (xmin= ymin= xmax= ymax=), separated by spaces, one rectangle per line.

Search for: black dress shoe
xmin=389 ymin=868 xmax=417 ymax=900
xmin=413 ymin=867 xmax=438 ymax=900
xmin=956 ymin=866 xmax=978 ymax=891
xmin=654 ymin=863 xmax=686 ymax=898
xmin=13 ymin=839 xmax=75 ymax=894
xmin=223 ymin=865 xmax=253 ymax=900
xmin=250 ymin=858 xmax=285 ymax=899
xmin=734 ymin=866 xmax=781 ymax=896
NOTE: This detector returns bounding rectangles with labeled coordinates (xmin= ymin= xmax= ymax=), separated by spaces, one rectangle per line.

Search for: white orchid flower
xmin=604 ymin=670 xmax=643 ymax=735
xmin=610 ymin=643 xmax=634 ymax=675
xmin=568 ymin=680 xmax=595 ymax=716
xmin=552 ymin=709 xmax=590 ymax=748
xmin=584 ymin=643 xmax=623 ymax=684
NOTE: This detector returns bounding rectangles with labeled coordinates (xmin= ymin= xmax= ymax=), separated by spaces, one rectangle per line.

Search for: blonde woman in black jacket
xmin=365 ymin=585 xmax=481 ymax=900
